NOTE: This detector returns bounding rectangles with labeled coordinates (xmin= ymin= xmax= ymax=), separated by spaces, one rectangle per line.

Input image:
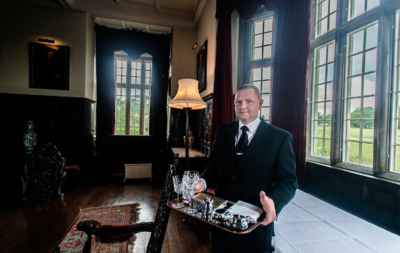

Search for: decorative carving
xmin=77 ymin=154 xmax=178 ymax=253
xmin=22 ymin=143 xmax=66 ymax=204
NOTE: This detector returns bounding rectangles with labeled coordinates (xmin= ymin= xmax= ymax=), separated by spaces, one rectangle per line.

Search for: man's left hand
xmin=259 ymin=191 xmax=277 ymax=226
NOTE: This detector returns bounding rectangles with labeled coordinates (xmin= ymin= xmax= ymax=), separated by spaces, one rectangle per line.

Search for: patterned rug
xmin=58 ymin=203 xmax=140 ymax=253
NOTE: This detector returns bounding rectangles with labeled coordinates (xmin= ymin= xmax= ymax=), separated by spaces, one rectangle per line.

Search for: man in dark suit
xmin=195 ymin=84 xmax=298 ymax=253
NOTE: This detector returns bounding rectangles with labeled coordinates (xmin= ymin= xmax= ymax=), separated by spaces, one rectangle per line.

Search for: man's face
xmin=234 ymin=88 xmax=263 ymax=125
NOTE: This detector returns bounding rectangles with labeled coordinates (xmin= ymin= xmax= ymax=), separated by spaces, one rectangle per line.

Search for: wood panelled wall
xmin=0 ymin=93 xmax=172 ymax=206
xmin=0 ymin=93 xmax=94 ymax=205
xmin=305 ymin=162 xmax=400 ymax=235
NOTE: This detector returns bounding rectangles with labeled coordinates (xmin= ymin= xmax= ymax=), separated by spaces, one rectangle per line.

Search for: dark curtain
xmin=213 ymin=0 xmax=310 ymax=187
xmin=95 ymin=25 xmax=171 ymax=143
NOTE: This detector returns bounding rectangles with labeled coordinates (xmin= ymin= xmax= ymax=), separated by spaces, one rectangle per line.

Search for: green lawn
xmin=314 ymin=126 xmax=400 ymax=171
xmin=314 ymin=126 xmax=374 ymax=166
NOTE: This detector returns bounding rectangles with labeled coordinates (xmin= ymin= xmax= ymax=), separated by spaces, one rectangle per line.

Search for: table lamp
xmin=168 ymin=78 xmax=206 ymax=170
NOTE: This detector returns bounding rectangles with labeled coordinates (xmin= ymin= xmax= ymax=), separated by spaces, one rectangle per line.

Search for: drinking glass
xmin=182 ymin=170 xmax=200 ymax=214
xmin=172 ymin=175 xmax=184 ymax=208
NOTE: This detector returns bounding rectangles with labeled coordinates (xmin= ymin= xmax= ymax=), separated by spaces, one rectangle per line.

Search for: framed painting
xmin=29 ymin=42 xmax=70 ymax=90
xmin=196 ymin=40 xmax=207 ymax=92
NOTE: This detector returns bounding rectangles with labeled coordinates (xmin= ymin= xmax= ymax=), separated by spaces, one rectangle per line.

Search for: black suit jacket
xmin=201 ymin=119 xmax=298 ymax=252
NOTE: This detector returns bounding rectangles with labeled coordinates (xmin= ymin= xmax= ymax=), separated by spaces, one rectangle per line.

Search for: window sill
xmin=306 ymin=157 xmax=400 ymax=184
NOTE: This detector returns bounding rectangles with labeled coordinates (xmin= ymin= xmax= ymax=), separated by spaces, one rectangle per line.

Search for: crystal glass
xmin=172 ymin=175 xmax=184 ymax=208
xmin=182 ymin=170 xmax=200 ymax=214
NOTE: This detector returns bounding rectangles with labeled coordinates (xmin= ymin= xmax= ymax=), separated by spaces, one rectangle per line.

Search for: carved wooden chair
xmin=77 ymin=154 xmax=178 ymax=253
xmin=22 ymin=143 xmax=66 ymax=204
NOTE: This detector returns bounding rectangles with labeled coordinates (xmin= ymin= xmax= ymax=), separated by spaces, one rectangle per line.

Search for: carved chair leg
xmin=83 ymin=233 xmax=92 ymax=253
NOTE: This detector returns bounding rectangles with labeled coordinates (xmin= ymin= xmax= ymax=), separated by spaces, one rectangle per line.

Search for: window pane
xmin=262 ymin=80 xmax=271 ymax=93
xmin=318 ymin=46 xmax=327 ymax=65
xmin=115 ymin=87 xmax=126 ymax=135
xmin=362 ymin=120 xmax=374 ymax=141
xmin=347 ymin=142 xmax=360 ymax=163
xmin=316 ymin=84 xmax=326 ymax=101
xmin=364 ymin=49 xmax=377 ymax=73
xmin=349 ymin=76 xmax=362 ymax=97
xmin=254 ymin=48 xmax=262 ymax=60
xmin=366 ymin=24 xmax=378 ymax=49
xmin=362 ymin=143 xmax=373 ymax=166
xmin=130 ymin=88 xmax=141 ymax=135
xmin=327 ymin=63 xmax=334 ymax=82
xmin=364 ymin=73 xmax=375 ymax=96
xmin=327 ymin=43 xmax=335 ymax=62
xmin=255 ymin=20 xmax=263 ymax=34
xmin=144 ymin=89 xmax=151 ymax=135
xmin=329 ymin=13 xmax=337 ymax=30
xmin=350 ymin=30 xmax=364 ymax=54
xmin=264 ymin=32 xmax=272 ymax=45
xmin=317 ymin=66 xmax=326 ymax=84
xmin=263 ymin=46 xmax=272 ymax=58
xmin=261 ymin=108 xmax=269 ymax=120
xmin=349 ymin=54 xmax=363 ymax=76
xmin=326 ymin=82 xmax=333 ymax=100
xmin=254 ymin=34 xmax=263 ymax=47
xmin=264 ymin=18 xmax=273 ymax=31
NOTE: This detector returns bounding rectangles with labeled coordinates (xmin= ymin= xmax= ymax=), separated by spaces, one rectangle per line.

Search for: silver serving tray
xmin=168 ymin=193 xmax=262 ymax=234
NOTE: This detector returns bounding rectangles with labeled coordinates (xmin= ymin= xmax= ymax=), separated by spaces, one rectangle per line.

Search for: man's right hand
xmin=195 ymin=180 xmax=205 ymax=193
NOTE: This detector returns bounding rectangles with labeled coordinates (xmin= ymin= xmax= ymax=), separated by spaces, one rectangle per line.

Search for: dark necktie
xmin=235 ymin=126 xmax=249 ymax=154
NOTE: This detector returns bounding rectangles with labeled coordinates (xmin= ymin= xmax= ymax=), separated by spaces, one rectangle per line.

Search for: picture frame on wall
xmin=201 ymin=93 xmax=213 ymax=156
xmin=29 ymin=42 xmax=70 ymax=90
xmin=196 ymin=40 xmax=207 ymax=92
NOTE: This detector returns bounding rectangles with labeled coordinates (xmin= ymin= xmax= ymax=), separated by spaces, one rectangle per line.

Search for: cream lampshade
xmin=168 ymin=79 xmax=206 ymax=110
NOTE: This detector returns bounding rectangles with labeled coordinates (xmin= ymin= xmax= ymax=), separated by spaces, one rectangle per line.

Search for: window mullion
xmin=374 ymin=13 xmax=393 ymax=174
xmin=331 ymin=29 xmax=346 ymax=164
xmin=139 ymin=60 xmax=146 ymax=135
xmin=126 ymin=61 xmax=132 ymax=135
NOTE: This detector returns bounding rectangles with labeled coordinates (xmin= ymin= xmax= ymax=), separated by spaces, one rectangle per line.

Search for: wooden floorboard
xmin=0 ymin=176 xmax=210 ymax=253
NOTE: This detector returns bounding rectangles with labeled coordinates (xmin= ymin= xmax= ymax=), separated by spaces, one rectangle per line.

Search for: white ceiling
xmin=10 ymin=0 xmax=208 ymax=33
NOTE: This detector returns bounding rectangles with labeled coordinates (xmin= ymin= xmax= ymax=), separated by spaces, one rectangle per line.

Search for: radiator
xmin=124 ymin=163 xmax=152 ymax=182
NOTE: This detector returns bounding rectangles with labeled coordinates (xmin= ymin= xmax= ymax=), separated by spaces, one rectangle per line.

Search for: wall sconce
xmin=168 ymin=79 xmax=206 ymax=169
xmin=38 ymin=38 xmax=55 ymax=43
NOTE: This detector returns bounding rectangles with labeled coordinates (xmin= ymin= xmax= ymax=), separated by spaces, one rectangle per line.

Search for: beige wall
xmin=170 ymin=0 xmax=217 ymax=99
xmin=0 ymin=2 xmax=95 ymax=100
xmin=195 ymin=0 xmax=216 ymax=98
xmin=170 ymin=26 xmax=197 ymax=97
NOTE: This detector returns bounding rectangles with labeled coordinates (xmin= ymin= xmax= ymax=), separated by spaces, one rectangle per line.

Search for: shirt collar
xmin=239 ymin=117 xmax=261 ymax=136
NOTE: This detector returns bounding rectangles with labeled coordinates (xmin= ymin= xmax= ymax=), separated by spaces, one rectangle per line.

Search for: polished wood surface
xmin=0 ymin=177 xmax=210 ymax=253
xmin=171 ymin=148 xmax=205 ymax=158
